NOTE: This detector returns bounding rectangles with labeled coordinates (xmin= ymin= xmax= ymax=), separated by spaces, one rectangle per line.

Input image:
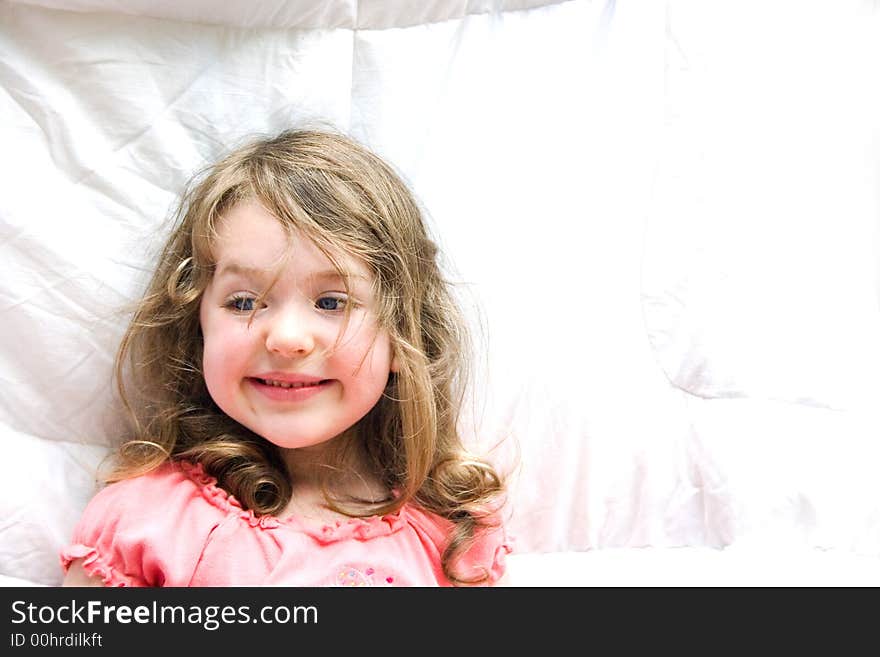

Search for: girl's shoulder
xmin=60 ymin=460 xmax=245 ymax=586
xmin=79 ymin=460 xmax=277 ymax=525
xmin=404 ymin=500 xmax=513 ymax=586
xmin=81 ymin=460 xmax=241 ymax=519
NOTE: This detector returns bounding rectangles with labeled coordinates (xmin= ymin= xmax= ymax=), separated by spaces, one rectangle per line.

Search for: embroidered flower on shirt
xmin=333 ymin=566 xmax=394 ymax=586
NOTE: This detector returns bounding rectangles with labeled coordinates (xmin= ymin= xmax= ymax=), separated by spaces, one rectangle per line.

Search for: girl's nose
xmin=264 ymin=308 xmax=316 ymax=357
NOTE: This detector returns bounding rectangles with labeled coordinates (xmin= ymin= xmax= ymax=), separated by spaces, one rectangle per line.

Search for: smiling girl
xmin=61 ymin=129 xmax=510 ymax=587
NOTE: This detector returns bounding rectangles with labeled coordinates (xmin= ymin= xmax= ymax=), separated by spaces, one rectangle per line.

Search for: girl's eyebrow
xmin=215 ymin=262 xmax=273 ymax=279
xmin=311 ymin=269 xmax=370 ymax=283
xmin=215 ymin=262 xmax=368 ymax=283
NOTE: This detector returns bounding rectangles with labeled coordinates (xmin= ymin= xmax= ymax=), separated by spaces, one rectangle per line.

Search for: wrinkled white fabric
xmin=2 ymin=0 xmax=880 ymax=585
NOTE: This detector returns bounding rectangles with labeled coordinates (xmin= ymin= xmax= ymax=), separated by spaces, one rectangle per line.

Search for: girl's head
xmin=115 ymin=129 xmax=493 ymax=512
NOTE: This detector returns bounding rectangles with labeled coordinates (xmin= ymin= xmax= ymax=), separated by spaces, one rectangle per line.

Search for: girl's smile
xmin=247 ymin=374 xmax=335 ymax=402
xmin=198 ymin=199 xmax=396 ymax=452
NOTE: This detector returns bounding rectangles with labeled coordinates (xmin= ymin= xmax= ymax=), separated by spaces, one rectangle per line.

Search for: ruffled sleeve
xmin=60 ymin=462 xmax=227 ymax=587
xmin=407 ymin=501 xmax=513 ymax=586
xmin=452 ymin=513 xmax=513 ymax=586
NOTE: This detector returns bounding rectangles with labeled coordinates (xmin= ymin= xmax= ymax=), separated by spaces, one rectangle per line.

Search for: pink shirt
xmin=61 ymin=461 xmax=510 ymax=587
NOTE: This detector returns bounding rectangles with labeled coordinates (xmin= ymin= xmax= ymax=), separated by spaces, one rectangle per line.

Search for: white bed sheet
xmin=2 ymin=0 xmax=880 ymax=586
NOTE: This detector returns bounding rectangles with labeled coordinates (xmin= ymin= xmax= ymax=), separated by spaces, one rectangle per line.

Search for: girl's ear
xmin=388 ymin=340 xmax=400 ymax=373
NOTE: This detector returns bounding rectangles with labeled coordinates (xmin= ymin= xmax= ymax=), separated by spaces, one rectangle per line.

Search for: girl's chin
xmin=258 ymin=431 xmax=347 ymax=451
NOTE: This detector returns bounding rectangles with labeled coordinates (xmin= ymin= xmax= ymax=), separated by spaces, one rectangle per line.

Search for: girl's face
xmin=198 ymin=199 xmax=396 ymax=452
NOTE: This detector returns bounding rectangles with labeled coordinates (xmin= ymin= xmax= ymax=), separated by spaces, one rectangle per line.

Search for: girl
xmin=61 ymin=129 xmax=510 ymax=587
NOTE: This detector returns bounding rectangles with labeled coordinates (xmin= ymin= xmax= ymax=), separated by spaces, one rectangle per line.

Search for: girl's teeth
xmin=263 ymin=379 xmax=318 ymax=388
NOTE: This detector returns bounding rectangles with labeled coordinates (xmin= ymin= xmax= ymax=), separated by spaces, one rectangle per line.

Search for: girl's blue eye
xmin=316 ymin=296 xmax=346 ymax=311
xmin=227 ymin=295 xmax=256 ymax=312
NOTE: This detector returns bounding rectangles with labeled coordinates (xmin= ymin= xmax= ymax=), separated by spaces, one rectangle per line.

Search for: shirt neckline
xmin=175 ymin=459 xmax=410 ymax=543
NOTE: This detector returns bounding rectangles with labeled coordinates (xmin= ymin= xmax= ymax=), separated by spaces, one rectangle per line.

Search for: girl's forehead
xmin=210 ymin=199 xmax=372 ymax=282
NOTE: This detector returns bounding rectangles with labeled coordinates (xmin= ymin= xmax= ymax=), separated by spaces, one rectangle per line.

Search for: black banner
xmin=0 ymin=585 xmax=866 ymax=652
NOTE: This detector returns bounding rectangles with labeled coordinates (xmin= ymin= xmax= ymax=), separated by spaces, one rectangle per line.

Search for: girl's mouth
xmin=248 ymin=377 xmax=333 ymax=401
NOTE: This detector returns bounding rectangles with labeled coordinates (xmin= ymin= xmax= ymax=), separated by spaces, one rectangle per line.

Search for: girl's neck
xmin=281 ymin=431 xmax=388 ymax=508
